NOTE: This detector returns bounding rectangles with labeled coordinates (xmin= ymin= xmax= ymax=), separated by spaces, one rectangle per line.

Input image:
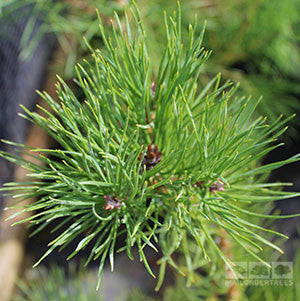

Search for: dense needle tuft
xmin=0 ymin=3 xmax=299 ymax=290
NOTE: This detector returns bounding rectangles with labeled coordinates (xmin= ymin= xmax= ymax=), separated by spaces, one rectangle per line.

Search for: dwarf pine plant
xmin=1 ymin=4 xmax=299 ymax=290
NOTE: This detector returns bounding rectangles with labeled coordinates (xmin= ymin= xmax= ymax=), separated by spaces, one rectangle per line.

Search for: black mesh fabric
xmin=0 ymin=4 xmax=54 ymax=213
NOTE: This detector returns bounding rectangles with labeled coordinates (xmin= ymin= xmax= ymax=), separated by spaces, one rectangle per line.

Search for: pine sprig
xmin=1 ymin=3 xmax=299 ymax=289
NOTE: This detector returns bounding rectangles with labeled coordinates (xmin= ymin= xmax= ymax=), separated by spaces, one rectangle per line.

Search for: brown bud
xmin=194 ymin=181 xmax=204 ymax=188
xmin=103 ymin=195 xmax=123 ymax=210
xmin=140 ymin=145 xmax=162 ymax=171
xmin=209 ymin=178 xmax=225 ymax=194
xmin=151 ymin=82 xmax=156 ymax=97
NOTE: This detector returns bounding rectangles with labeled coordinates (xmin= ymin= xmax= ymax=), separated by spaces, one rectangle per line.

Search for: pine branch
xmin=1 ymin=3 xmax=299 ymax=289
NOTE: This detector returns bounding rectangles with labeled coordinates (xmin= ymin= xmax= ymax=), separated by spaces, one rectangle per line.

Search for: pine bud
xmin=103 ymin=195 xmax=123 ymax=210
xmin=140 ymin=145 xmax=162 ymax=171
xmin=209 ymin=178 xmax=225 ymax=194
xmin=151 ymin=82 xmax=156 ymax=97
